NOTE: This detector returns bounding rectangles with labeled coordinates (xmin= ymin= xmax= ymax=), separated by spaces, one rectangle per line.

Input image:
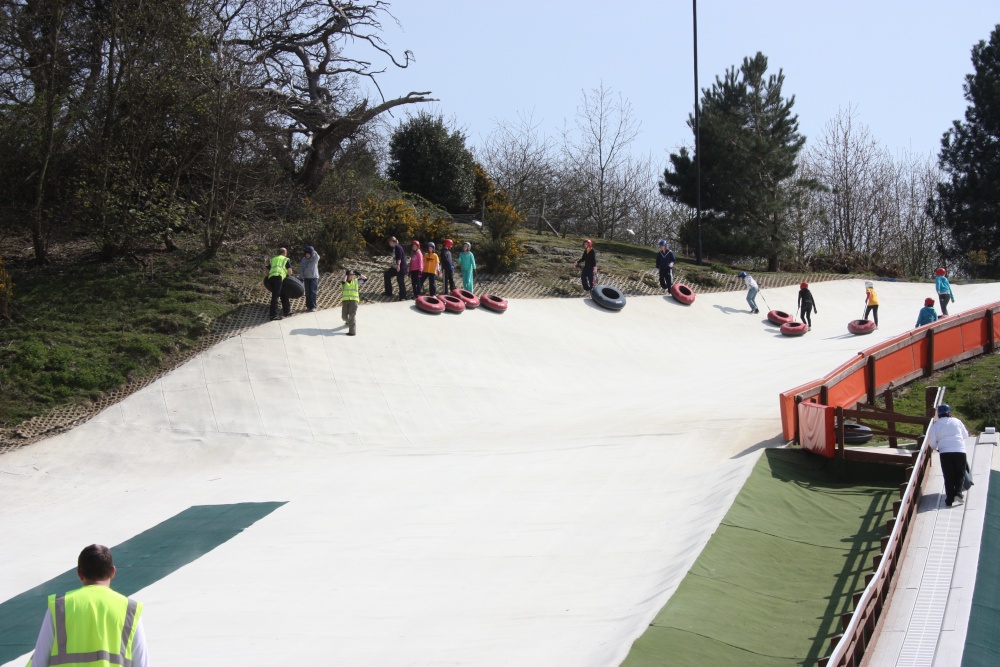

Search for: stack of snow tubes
xmin=413 ymin=289 xmax=508 ymax=315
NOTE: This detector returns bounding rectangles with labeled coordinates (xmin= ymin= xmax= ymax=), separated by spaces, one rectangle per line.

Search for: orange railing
xmin=780 ymin=302 xmax=1000 ymax=449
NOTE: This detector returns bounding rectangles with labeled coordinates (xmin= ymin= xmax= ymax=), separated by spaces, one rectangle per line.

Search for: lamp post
xmin=693 ymin=0 xmax=703 ymax=265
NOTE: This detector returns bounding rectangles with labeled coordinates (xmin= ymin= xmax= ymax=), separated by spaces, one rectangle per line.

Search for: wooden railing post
xmin=866 ymin=356 xmax=877 ymax=404
xmin=884 ymin=385 xmax=897 ymax=448
xmin=987 ymin=308 xmax=995 ymax=354
xmin=925 ymin=329 xmax=935 ymax=376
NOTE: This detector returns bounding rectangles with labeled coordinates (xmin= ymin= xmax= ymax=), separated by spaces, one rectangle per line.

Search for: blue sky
xmin=361 ymin=1 xmax=998 ymax=167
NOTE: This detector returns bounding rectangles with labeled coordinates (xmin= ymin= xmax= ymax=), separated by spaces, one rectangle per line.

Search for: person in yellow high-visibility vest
xmin=341 ymin=268 xmax=366 ymax=336
xmin=28 ymin=544 xmax=148 ymax=667
xmin=266 ymin=247 xmax=293 ymax=321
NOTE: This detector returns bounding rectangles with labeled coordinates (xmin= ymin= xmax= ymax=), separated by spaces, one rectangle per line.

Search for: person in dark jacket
xmin=797 ymin=282 xmax=818 ymax=329
xmin=575 ymin=239 xmax=597 ymax=291
xmin=655 ymin=240 xmax=676 ymax=290
xmin=441 ymin=238 xmax=457 ymax=293
xmin=383 ymin=236 xmax=408 ymax=301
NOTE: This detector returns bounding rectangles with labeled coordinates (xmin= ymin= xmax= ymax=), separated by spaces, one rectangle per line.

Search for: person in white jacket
xmin=926 ymin=404 xmax=969 ymax=506
xmin=738 ymin=271 xmax=759 ymax=313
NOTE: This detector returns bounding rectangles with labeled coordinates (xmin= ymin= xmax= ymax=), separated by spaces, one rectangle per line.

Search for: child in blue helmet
xmin=655 ymin=240 xmax=676 ymax=289
xmin=739 ymin=271 xmax=759 ymax=313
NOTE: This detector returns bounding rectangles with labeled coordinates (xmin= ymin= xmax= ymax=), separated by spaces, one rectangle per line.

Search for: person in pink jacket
xmin=408 ymin=240 xmax=425 ymax=297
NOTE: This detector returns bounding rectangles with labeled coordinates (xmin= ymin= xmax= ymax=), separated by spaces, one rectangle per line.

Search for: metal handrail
xmin=821 ymin=386 xmax=946 ymax=666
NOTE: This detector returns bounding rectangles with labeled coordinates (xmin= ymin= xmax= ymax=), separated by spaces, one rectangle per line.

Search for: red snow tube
xmin=768 ymin=310 xmax=794 ymax=325
xmin=670 ymin=283 xmax=696 ymax=304
xmin=451 ymin=289 xmax=480 ymax=308
xmin=415 ymin=295 xmax=445 ymax=314
xmin=439 ymin=294 xmax=466 ymax=313
xmin=480 ymin=293 xmax=508 ymax=312
xmin=847 ymin=319 xmax=876 ymax=335
xmin=780 ymin=322 xmax=809 ymax=337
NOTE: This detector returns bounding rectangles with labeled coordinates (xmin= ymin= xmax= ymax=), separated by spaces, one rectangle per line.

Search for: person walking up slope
xmin=655 ymin=240 xmax=675 ymax=290
xmin=738 ymin=271 xmax=759 ymax=313
xmin=936 ymin=268 xmax=956 ymax=315
xmin=927 ymin=404 xmax=969 ymax=506
xmin=864 ymin=281 xmax=879 ymax=328
xmin=458 ymin=242 xmax=476 ymax=292
xmin=575 ymin=240 xmax=597 ymax=291
xmin=797 ymin=283 xmax=818 ymax=329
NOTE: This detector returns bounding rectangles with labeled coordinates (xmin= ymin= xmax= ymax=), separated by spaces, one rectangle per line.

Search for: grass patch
xmin=623 ymin=449 xmax=903 ymax=667
xmin=0 ymin=247 xmax=237 ymax=426
xmin=890 ymin=351 xmax=1000 ymax=432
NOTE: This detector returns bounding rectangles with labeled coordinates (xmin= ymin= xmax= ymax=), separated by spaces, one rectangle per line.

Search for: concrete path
xmin=3 ymin=280 xmax=1000 ymax=667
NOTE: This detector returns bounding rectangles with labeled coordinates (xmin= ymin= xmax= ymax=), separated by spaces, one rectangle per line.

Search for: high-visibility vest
xmin=268 ymin=255 xmax=288 ymax=279
xmin=34 ymin=586 xmax=143 ymax=667
xmin=341 ymin=279 xmax=360 ymax=302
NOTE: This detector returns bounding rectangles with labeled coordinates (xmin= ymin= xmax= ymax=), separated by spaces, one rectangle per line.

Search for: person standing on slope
xmin=458 ymin=242 xmax=477 ymax=292
xmin=441 ymin=239 xmax=457 ymax=293
xmin=575 ymin=239 xmax=597 ymax=291
xmin=738 ymin=271 xmax=759 ymax=314
xmin=655 ymin=240 xmax=675 ymax=290
xmin=935 ymin=268 xmax=956 ymax=315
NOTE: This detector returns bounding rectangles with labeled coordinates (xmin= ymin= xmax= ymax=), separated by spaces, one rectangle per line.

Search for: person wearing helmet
xmin=863 ymin=281 xmax=879 ymax=328
xmin=935 ymin=267 xmax=955 ymax=315
xmin=423 ymin=242 xmax=441 ymax=296
xmin=916 ymin=297 xmax=938 ymax=328
xmin=574 ymin=239 xmax=597 ymax=291
xmin=458 ymin=241 xmax=476 ymax=292
xmin=738 ymin=271 xmax=759 ymax=313
xmin=926 ymin=403 xmax=970 ymax=506
xmin=797 ymin=282 xmax=817 ymax=329
xmin=441 ymin=239 xmax=457 ymax=292
xmin=408 ymin=240 xmax=424 ymax=296
xmin=655 ymin=240 xmax=676 ymax=290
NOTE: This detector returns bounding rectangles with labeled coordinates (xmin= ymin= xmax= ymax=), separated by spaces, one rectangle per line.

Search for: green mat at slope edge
xmin=622 ymin=448 xmax=903 ymax=667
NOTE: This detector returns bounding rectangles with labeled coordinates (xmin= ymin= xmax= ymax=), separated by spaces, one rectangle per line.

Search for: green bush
xmin=478 ymin=237 xmax=524 ymax=274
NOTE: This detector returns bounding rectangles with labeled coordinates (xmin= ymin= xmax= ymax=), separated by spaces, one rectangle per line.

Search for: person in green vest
xmin=266 ymin=247 xmax=294 ymax=321
xmin=341 ymin=268 xmax=366 ymax=336
xmin=28 ymin=544 xmax=148 ymax=667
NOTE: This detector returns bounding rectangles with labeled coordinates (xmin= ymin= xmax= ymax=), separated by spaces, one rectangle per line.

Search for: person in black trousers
xmin=266 ymin=247 xmax=293 ymax=321
xmin=575 ymin=239 xmax=597 ymax=291
xmin=797 ymin=282 xmax=818 ymax=329
xmin=655 ymin=240 xmax=675 ymax=289
xmin=441 ymin=238 xmax=457 ymax=293
xmin=383 ymin=236 xmax=408 ymax=300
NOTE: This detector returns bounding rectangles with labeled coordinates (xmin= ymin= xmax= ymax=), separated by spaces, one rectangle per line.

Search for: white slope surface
xmin=3 ymin=279 xmax=999 ymax=667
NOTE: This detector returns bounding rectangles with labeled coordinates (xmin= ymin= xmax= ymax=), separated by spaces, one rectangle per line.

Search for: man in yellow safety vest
xmin=28 ymin=544 xmax=148 ymax=667
xmin=266 ymin=247 xmax=294 ymax=321
xmin=341 ymin=268 xmax=366 ymax=336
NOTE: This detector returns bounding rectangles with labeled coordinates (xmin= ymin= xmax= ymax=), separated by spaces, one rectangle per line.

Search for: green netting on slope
xmin=622 ymin=449 xmax=904 ymax=667
xmin=963 ymin=468 xmax=1000 ymax=667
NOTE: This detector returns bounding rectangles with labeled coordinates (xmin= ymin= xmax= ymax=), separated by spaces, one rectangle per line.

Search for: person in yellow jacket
xmin=341 ymin=268 xmax=366 ymax=336
xmin=864 ymin=280 xmax=879 ymax=329
xmin=28 ymin=544 xmax=148 ymax=667
xmin=422 ymin=242 xmax=441 ymax=296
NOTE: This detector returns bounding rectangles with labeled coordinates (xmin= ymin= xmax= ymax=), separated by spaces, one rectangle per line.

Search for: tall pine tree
xmin=661 ymin=53 xmax=805 ymax=270
xmin=933 ymin=24 xmax=1000 ymax=278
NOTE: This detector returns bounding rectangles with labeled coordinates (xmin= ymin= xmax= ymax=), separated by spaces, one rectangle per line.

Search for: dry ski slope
xmin=3 ymin=279 xmax=1000 ymax=666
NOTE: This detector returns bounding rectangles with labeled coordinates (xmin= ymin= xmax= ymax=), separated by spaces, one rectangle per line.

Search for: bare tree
xmin=559 ymin=83 xmax=642 ymax=239
xmin=478 ymin=111 xmax=556 ymax=220
xmin=212 ymin=0 xmax=435 ymax=193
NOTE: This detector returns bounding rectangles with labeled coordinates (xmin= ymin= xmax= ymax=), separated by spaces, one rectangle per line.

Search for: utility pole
xmin=693 ymin=0 xmax=703 ymax=265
